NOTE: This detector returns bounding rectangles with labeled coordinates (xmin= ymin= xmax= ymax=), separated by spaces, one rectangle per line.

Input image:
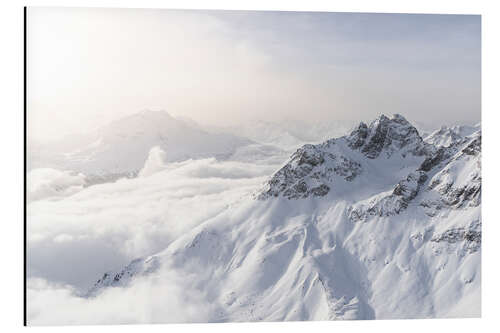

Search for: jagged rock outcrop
xmin=431 ymin=220 xmax=481 ymax=254
xmin=256 ymin=144 xmax=361 ymax=199
xmin=462 ymin=135 xmax=481 ymax=157
xmin=348 ymin=171 xmax=427 ymax=222
xmin=418 ymin=147 xmax=450 ymax=172
xmin=86 ymin=256 xmax=160 ymax=297
xmin=258 ymin=114 xmax=432 ymax=201
xmin=348 ymin=114 xmax=430 ymax=159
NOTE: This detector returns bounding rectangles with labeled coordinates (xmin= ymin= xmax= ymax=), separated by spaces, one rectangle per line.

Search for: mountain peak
xmin=391 ymin=113 xmax=410 ymax=124
xmin=374 ymin=113 xmax=390 ymax=122
xmin=258 ymin=114 xmax=431 ymax=200
xmin=349 ymin=114 xmax=424 ymax=159
xmin=32 ymin=108 xmax=252 ymax=176
xmin=136 ymin=109 xmax=175 ymax=120
xmin=103 ymin=110 xmax=177 ymax=133
xmin=370 ymin=113 xmax=409 ymax=127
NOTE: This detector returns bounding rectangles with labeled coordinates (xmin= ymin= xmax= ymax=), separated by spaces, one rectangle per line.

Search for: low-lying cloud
xmin=27 ymin=157 xmax=277 ymax=292
xmin=27 ymin=168 xmax=86 ymax=202
xmin=27 ymin=270 xmax=218 ymax=325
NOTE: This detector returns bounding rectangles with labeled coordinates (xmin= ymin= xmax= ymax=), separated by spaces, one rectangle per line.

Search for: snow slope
xmin=424 ymin=124 xmax=480 ymax=148
xmin=79 ymin=114 xmax=480 ymax=324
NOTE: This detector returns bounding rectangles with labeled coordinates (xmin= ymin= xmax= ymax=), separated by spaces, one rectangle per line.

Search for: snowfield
xmin=26 ymin=113 xmax=481 ymax=325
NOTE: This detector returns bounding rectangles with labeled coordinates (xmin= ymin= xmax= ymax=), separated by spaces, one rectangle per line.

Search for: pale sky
xmin=27 ymin=7 xmax=480 ymax=142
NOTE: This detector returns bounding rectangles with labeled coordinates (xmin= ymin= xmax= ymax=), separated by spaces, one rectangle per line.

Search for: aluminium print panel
xmin=25 ymin=7 xmax=481 ymax=325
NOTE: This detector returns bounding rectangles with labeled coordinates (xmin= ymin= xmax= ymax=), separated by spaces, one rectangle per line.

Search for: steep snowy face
xmin=78 ymin=114 xmax=480 ymax=323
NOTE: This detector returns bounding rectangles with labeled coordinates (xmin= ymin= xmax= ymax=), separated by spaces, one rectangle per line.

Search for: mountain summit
xmin=258 ymin=114 xmax=436 ymax=200
xmin=347 ymin=114 xmax=428 ymax=158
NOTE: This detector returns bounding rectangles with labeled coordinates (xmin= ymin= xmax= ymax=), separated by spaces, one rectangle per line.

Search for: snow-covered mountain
xmin=28 ymin=110 xmax=252 ymax=178
xmin=424 ymin=124 xmax=480 ymax=148
xmin=85 ymin=114 xmax=481 ymax=322
xmin=218 ymin=119 xmax=354 ymax=151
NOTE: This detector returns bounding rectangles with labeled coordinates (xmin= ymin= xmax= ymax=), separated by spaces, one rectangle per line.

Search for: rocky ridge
xmin=258 ymin=114 xmax=480 ymax=222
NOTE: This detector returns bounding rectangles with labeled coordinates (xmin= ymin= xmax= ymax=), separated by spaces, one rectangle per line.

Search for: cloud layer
xmin=27 ymin=272 xmax=216 ymax=325
xmin=27 ymin=168 xmax=86 ymax=202
xmin=27 ymin=157 xmax=276 ymax=290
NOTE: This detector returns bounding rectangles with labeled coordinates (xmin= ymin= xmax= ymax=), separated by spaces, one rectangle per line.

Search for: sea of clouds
xmin=27 ymin=150 xmax=282 ymax=325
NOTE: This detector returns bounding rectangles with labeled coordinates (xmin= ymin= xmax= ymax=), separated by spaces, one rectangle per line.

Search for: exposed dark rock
xmin=418 ymin=147 xmax=448 ymax=172
xmin=431 ymin=221 xmax=481 ymax=253
xmin=346 ymin=114 xmax=429 ymax=159
xmin=440 ymin=182 xmax=481 ymax=208
xmin=361 ymin=115 xmax=391 ymax=159
xmin=349 ymin=171 xmax=428 ymax=222
xmin=333 ymin=156 xmax=363 ymax=181
xmin=296 ymin=147 xmax=325 ymax=166
xmin=310 ymin=184 xmax=330 ymax=197
xmin=393 ymin=171 xmax=428 ymax=201
xmin=462 ymin=136 xmax=481 ymax=156
xmin=86 ymin=257 xmax=159 ymax=297
xmin=257 ymin=144 xmax=361 ymax=200
xmin=347 ymin=122 xmax=368 ymax=149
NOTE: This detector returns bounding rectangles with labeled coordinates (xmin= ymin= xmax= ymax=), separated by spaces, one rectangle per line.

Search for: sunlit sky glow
xmin=28 ymin=7 xmax=480 ymax=142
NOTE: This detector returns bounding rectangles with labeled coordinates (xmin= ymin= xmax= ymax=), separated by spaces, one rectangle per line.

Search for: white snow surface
xmin=27 ymin=114 xmax=481 ymax=325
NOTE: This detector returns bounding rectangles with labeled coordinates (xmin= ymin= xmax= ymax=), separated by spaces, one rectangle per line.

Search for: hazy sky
xmin=28 ymin=7 xmax=480 ymax=142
